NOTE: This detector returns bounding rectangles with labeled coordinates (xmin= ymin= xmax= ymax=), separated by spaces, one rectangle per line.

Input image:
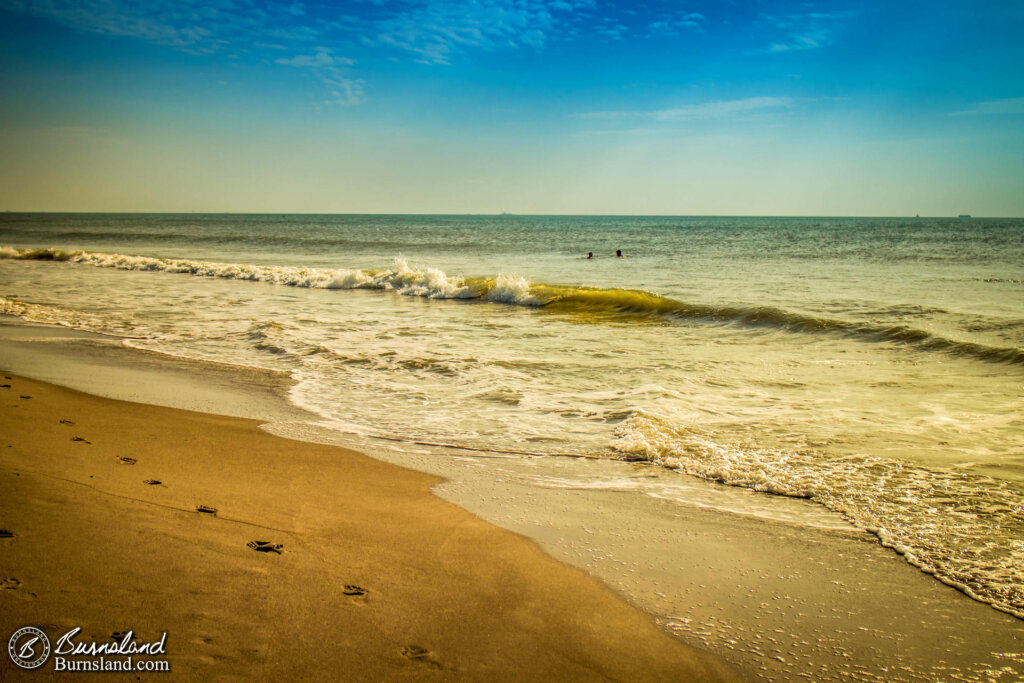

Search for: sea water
xmin=2 ymin=213 xmax=1023 ymax=624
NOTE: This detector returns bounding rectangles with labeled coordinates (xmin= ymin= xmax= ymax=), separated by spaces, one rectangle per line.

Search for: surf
xmin=611 ymin=410 xmax=1024 ymax=619
xmin=4 ymin=246 xmax=1023 ymax=367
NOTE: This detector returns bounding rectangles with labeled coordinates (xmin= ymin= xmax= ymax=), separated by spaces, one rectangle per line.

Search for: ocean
xmin=2 ymin=213 xmax=1023 ymax=674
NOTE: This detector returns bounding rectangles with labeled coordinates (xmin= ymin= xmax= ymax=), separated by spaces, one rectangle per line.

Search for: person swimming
xmin=587 ymin=252 xmax=593 ymax=259
xmin=615 ymin=249 xmax=623 ymax=257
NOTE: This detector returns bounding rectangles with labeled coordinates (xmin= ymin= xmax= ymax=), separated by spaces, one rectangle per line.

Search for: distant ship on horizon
xmin=958 ymin=214 xmax=972 ymax=218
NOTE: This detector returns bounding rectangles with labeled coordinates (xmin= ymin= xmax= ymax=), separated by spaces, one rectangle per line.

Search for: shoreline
xmin=2 ymin=319 xmax=1022 ymax=681
xmin=0 ymin=372 xmax=737 ymax=680
xmin=330 ymin=427 xmax=1024 ymax=682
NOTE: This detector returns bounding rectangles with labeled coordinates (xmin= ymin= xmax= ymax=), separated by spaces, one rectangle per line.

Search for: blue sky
xmin=0 ymin=0 xmax=1022 ymax=215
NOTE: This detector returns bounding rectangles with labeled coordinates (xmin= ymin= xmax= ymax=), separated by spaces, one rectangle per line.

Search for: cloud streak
xmin=647 ymin=10 xmax=705 ymax=37
xmin=274 ymin=47 xmax=364 ymax=106
xmin=0 ymin=0 xmax=598 ymax=102
xmin=761 ymin=10 xmax=858 ymax=53
xmin=578 ymin=97 xmax=796 ymax=121
xmin=369 ymin=0 xmax=582 ymax=65
xmin=275 ymin=48 xmax=354 ymax=68
xmin=951 ymin=97 xmax=1024 ymax=116
xmin=0 ymin=0 xmax=371 ymax=103
xmin=0 ymin=0 xmax=295 ymax=54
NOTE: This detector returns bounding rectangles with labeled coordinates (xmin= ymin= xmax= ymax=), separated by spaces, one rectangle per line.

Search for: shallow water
xmin=2 ymin=212 xmax=1023 ymax=621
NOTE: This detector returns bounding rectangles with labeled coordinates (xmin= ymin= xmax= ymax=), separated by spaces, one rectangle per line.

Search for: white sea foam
xmin=0 ymin=248 xmax=486 ymax=300
xmin=7 ymin=245 xmax=1024 ymax=367
xmin=611 ymin=411 xmax=1024 ymax=619
xmin=0 ymin=296 xmax=107 ymax=331
xmin=485 ymin=274 xmax=542 ymax=305
xmin=529 ymin=474 xmax=854 ymax=530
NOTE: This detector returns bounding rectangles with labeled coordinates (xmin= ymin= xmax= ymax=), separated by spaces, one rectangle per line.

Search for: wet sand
xmin=0 ymin=373 xmax=737 ymax=681
xmin=355 ymin=439 xmax=1024 ymax=682
xmin=2 ymin=321 xmax=1021 ymax=682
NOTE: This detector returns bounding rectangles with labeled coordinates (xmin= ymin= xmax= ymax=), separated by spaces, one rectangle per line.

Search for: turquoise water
xmin=2 ymin=213 xmax=1023 ymax=619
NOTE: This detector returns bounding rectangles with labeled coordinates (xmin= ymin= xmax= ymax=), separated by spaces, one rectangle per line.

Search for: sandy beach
xmin=1 ymin=318 xmax=1021 ymax=682
xmin=0 ymin=372 xmax=737 ymax=681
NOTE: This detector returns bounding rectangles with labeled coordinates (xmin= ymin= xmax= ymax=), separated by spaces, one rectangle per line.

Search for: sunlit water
xmin=2 ymin=213 xmax=1022 ymax=619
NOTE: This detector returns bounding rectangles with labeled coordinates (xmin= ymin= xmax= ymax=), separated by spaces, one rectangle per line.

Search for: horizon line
xmin=1 ymin=211 xmax=1015 ymax=219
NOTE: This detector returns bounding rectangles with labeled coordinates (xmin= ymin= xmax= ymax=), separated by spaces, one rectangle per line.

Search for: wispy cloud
xmin=0 ymin=0 xmax=297 ymax=55
xmin=322 ymin=73 xmax=365 ymax=107
xmin=0 ymin=0 xmax=370 ymax=104
xmin=275 ymin=48 xmax=354 ymax=68
xmin=594 ymin=19 xmax=628 ymax=41
xmin=0 ymin=0 xmax=595 ymax=99
xmin=951 ymin=97 xmax=1024 ymax=116
xmin=369 ymin=0 xmax=581 ymax=65
xmin=274 ymin=47 xmax=363 ymax=105
xmin=0 ymin=0 xmax=712 ymax=107
xmin=578 ymin=96 xmax=796 ymax=121
xmin=647 ymin=11 xmax=705 ymax=37
xmin=761 ymin=10 xmax=858 ymax=53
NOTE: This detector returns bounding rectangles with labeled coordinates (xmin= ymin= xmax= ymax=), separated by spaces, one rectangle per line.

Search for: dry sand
xmin=0 ymin=373 xmax=738 ymax=681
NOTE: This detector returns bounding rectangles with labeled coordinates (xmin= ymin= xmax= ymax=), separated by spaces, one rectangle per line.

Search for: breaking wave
xmin=4 ymin=246 xmax=1023 ymax=365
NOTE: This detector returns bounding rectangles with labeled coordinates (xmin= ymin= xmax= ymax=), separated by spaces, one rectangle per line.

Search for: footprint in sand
xmin=1 ymin=577 xmax=36 ymax=600
xmin=246 ymin=540 xmax=283 ymax=554
xmin=60 ymin=419 xmax=74 ymax=425
xmin=19 ymin=395 xmax=31 ymax=400
xmin=0 ymin=384 xmax=10 ymax=389
xmin=0 ymin=529 xmax=15 ymax=539
xmin=401 ymin=645 xmax=440 ymax=667
xmin=118 ymin=457 xmax=136 ymax=465
xmin=71 ymin=436 xmax=91 ymax=444
xmin=143 ymin=479 xmax=164 ymax=486
xmin=195 ymin=505 xmax=218 ymax=515
xmin=342 ymin=585 xmax=367 ymax=597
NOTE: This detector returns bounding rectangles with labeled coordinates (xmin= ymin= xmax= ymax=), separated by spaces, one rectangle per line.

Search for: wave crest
xmin=4 ymin=245 xmax=1022 ymax=366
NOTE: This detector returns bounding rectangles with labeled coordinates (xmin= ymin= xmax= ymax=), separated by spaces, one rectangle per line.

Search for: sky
xmin=0 ymin=0 xmax=1022 ymax=215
